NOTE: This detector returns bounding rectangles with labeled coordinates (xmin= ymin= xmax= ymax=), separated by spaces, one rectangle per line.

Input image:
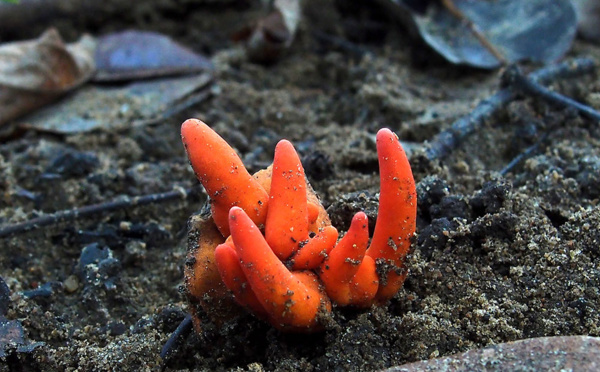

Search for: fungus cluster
xmin=181 ymin=119 xmax=416 ymax=332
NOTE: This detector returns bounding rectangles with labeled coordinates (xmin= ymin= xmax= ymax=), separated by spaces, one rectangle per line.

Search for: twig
xmin=160 ymin=314 xmax=193 ymax=361
xmin=497 ymin=62 xmax=600 ymax=174
xmin=499 ymin=135 xmax=547 ymax=176
xmin=425 ymin=88 xmax=514 ymax=160
xmin=529 ymin=58 xmax=596 ymax=83
xmin=504 ymin=65 xmax=600 ymax=122
xmin=425 ymin=57 xmax=597 ymax=161
xmin=0 ymin=185 xmax=203 ymax=238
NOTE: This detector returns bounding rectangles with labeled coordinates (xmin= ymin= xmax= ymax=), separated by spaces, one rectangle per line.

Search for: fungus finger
xmin=265 ymin=140 xmax=309 ymax=260
xmin=349 ymin=255 xmax=378 ymax=307
xmin=366 ymin=128 xmax=416 ymax=302
xmin=253 ymin=167 xmax=330 ymax=233
xmin=214 ymin=241 xmax=267 ymax=317
xmin=287 ymin=270 xmax=332 ymax=330
xmin=181 ymin=118 xmax=269 ymax=236
xmin=307 ymin=202 xmax=320 ymax=225
xmin=306 ymin=186 xmax=331 ymax=232
xmin=291 ymin=225 xmax=338 ymax=270
xmin=228 ymin=207 xmax=328 ymax=330
xmin=374 ymin=269 xmax=407 ymax=305
xmin=320 ymin=212 xmax=370 ymax=306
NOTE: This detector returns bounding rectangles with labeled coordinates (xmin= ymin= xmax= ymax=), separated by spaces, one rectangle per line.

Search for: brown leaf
xmin=0 ymin=28 xmax=96 ymax=126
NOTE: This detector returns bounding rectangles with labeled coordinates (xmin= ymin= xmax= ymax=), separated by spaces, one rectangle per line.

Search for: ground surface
xmin=1 ymin=1 xmax=600 ymax=371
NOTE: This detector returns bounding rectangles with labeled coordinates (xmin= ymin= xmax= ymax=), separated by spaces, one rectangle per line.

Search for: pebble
xmin=63 ymin=275 xmax=79 ymax=293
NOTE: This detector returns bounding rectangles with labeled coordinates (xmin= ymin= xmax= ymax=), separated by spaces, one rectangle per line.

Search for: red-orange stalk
xmin=227 ymin=206 xmax=330 ymax=331
xmin=320 ymin=212 xmax=378 ymax=306
xmin=265 ymin=140 xmax=309 ymax=260
xmin=366 ymin=128 xmax=417 ymax=302
xmin=181 ymin=119 xmax=269 ymax=236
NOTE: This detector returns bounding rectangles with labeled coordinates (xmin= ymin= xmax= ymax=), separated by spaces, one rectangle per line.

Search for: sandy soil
xmin=1 ymin=1 xmax=600 ymax=371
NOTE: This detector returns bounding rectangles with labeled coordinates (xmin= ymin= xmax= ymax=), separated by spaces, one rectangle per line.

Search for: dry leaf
xmin=0 ymin=28 xmax=96 ymax=126
xmin=93 ymin=30 xmax=213 ymax=82
xmin=23 ymin=73 xmax=213 ymax=134
xmin=380 ymin=0 xmax=577 ymax=69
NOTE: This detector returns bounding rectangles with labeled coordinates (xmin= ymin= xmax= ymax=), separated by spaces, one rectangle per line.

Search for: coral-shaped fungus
xmin=182 ymin=119 xmax=416 ymax=332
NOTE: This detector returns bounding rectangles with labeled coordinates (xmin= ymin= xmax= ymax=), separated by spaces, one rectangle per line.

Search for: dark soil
xmin=2 ymin=1 xmax=600 ymax=371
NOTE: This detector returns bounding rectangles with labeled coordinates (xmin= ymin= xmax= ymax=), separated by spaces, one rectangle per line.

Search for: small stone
xmin=63 ymin=275 xmax=79 ymax=293
xmin=123 ymin=240 xmax=147 ymax=266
